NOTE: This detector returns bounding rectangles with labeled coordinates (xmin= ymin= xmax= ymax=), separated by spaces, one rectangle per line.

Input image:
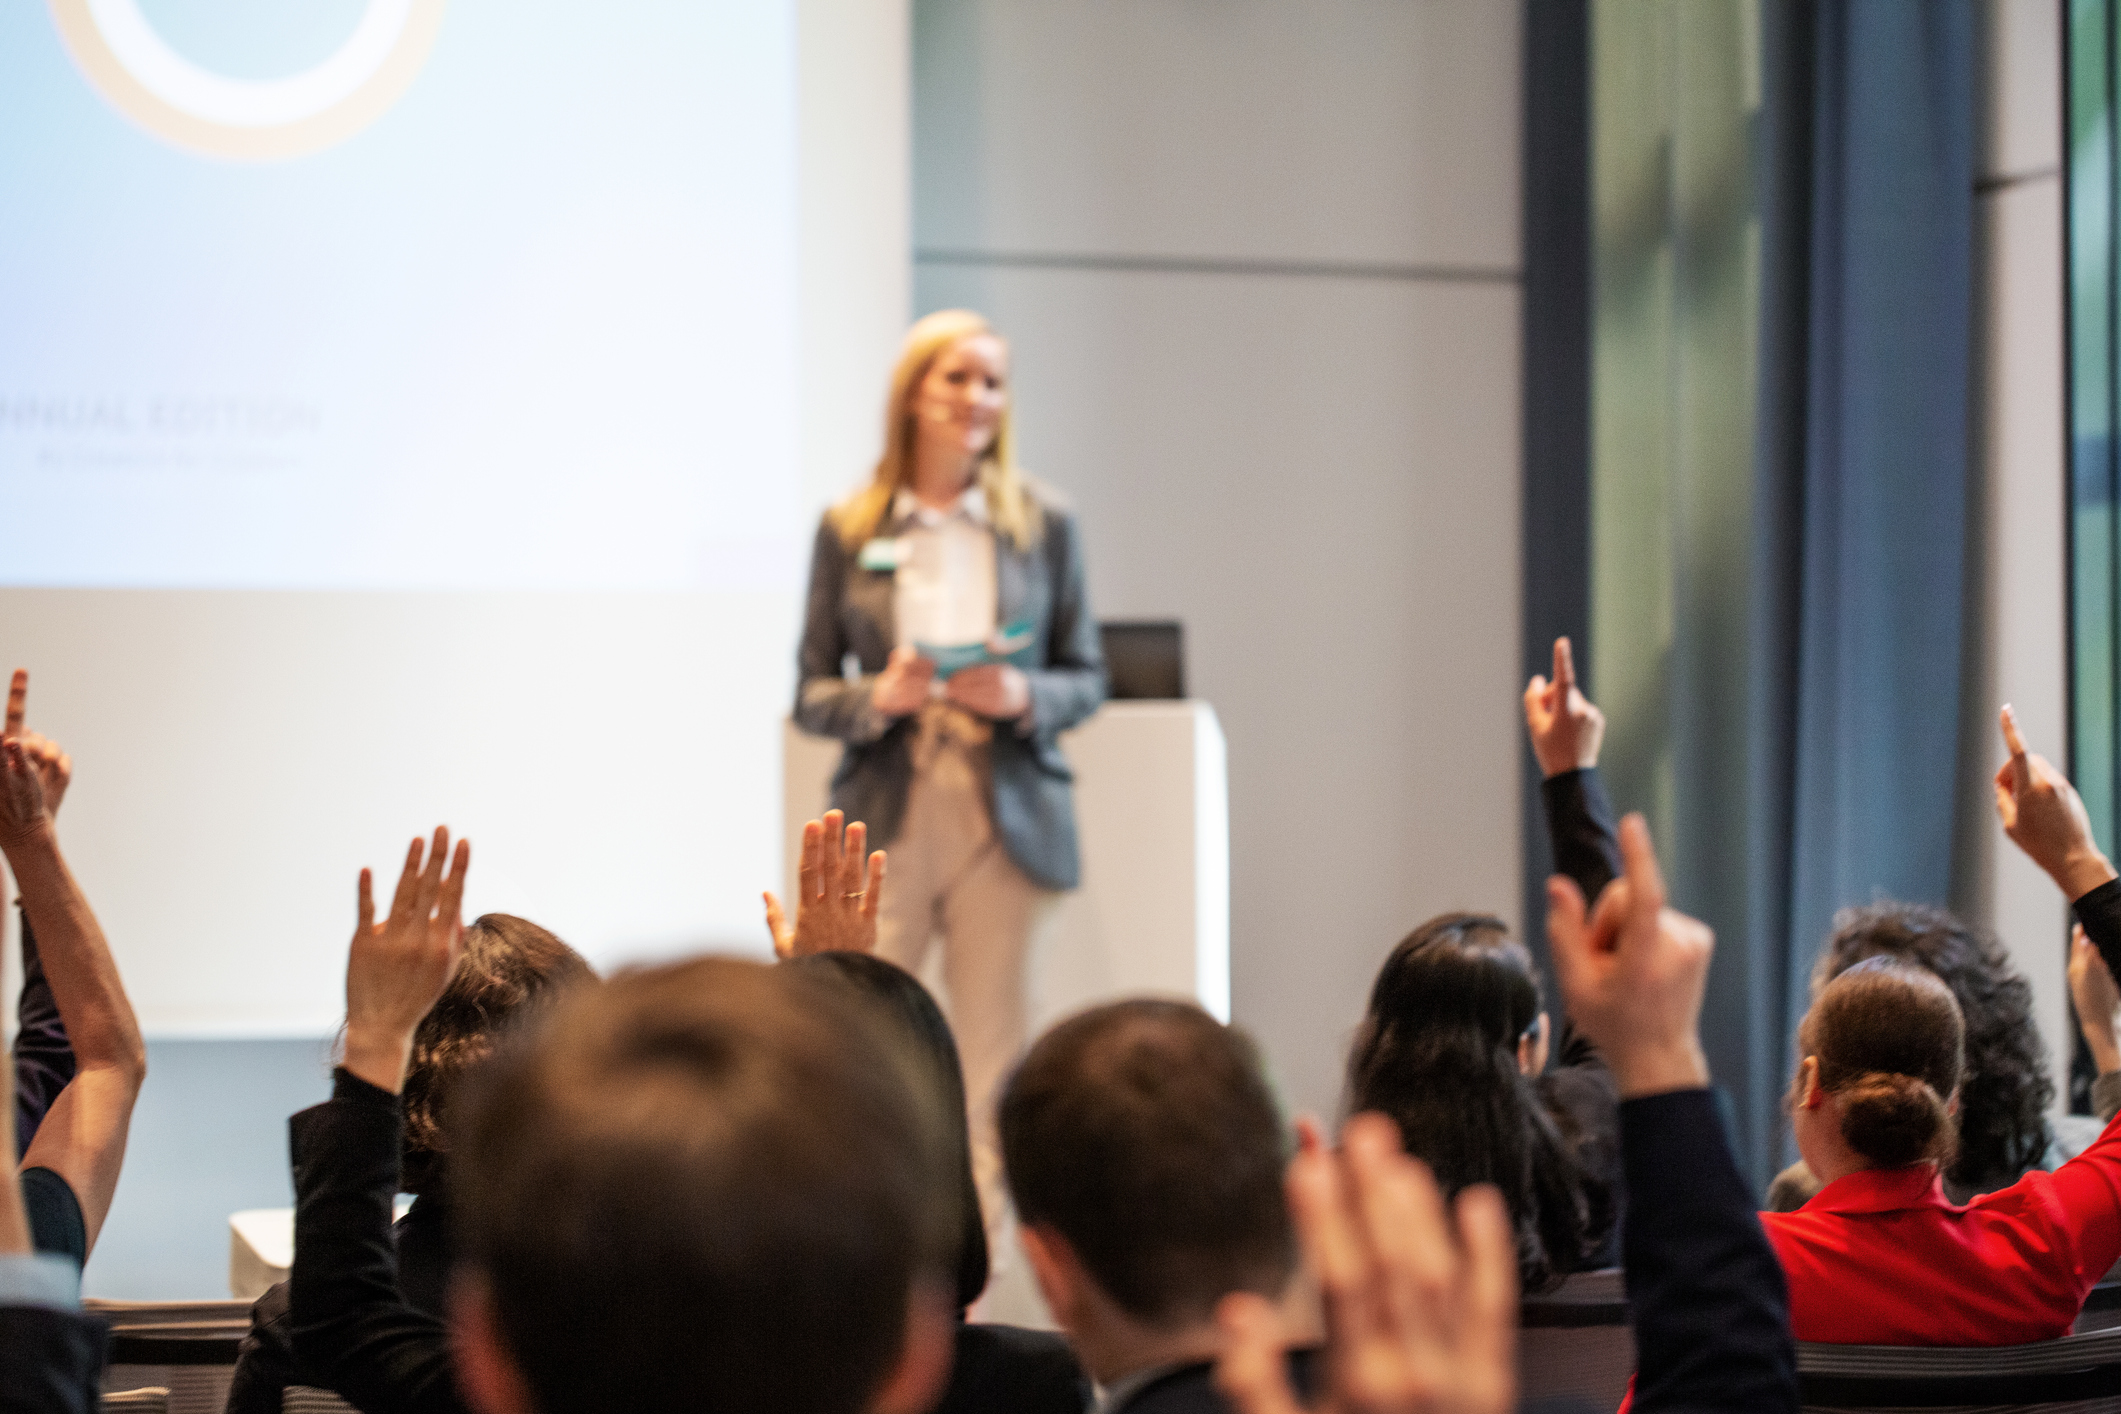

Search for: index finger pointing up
xmin=2001 ymin=704 xmax=2031 ymax=766
xmin=1553 ymin=637 xmax=1576 ymax=694
xmin=1617 ymin=814 xmax=1666 ymax=914
xmin=4 ymin=670 xmax=24 ymax=740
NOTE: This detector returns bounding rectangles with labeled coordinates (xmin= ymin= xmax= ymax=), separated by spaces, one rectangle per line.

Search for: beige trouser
xmin=876 ymin=702 xmax=1052 ymax=1243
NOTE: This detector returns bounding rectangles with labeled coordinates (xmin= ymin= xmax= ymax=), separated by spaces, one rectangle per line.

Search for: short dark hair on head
xmin=399 ymin=913 xmax=592 ymax=1194
xmin=1346 ymin=912 xmax=1609 ymax=1293
xmin=453 ymin=956 xmax=956 ymax=1414
xmin=1816 ymin=902 xmax=2051 ymax=1188
xmin=789 ymin=951 xmax=990 ymax=1309
xmin=1805 ymin=956 xmax=1965 ymax=1170
xmin=998 ymin=1000 xmax=1292 ymax=1329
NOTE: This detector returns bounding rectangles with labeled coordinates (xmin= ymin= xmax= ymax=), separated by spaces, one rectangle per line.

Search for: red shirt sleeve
xmin=2043 ymin=1106 xmax=2121 ymax=1287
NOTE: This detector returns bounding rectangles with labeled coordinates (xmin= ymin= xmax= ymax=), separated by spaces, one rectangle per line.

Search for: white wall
xmin=799 ymin=0 xmax=911 ymax=517
xmin=911 ymin=0 xmax=1524 ymax=1119
xmin=1959 ymin=0 xmax=2071 ymax=1106
xmin=35 ymin=0 xmax=912 ymax=1294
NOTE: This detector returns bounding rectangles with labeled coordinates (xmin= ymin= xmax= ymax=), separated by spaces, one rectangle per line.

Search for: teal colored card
xmin=919 ymin=619 xmax=1036 ymax=679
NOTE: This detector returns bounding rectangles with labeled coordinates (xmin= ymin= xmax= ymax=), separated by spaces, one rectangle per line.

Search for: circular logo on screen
xmin=47 ymin=0 xmax=447 ymax=161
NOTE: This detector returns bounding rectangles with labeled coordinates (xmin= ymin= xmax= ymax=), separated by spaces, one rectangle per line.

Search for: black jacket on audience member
xmin=227 ymin=1186 xmax=452 ymax=1414
xmin=1622 ymin=1090 xmax=1797 ymax=1414
xmin=937 ymin=1322 xmax=1089 ymax=1414
xmin=1537 ymin=767 xmax=1629 ymax=1268
xmin=1545 ymin=767 xmax=1797 ymax=1412
xmin=283 ymin=1070 xmax=1090 ymax=1414
xmin=286 ymin=1071 xmax=460 ymax=1414
xmin=0 ymin=1305 xmax=108 ymax=1414
xmin=1106 ymin=1350 xmax=1316 ymax=1414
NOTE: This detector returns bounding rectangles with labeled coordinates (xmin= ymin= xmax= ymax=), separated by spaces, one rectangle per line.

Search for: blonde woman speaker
xmin=795 ymin=310 xmax=1105 ymax=1238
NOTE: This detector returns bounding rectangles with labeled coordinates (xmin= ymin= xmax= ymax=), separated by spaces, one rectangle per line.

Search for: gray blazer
xmin=794 ymin=488 xmax=1105 ymax=891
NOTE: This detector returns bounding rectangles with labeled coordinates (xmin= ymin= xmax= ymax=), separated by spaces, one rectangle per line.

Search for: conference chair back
xmin=88 ymin=1299 xmax=248 ymax=1414
xmin=1797 ymin=1327 xmax=2121 ymax=1412
xmin=1517 ymin=1267 xmax=1634 ymax=1413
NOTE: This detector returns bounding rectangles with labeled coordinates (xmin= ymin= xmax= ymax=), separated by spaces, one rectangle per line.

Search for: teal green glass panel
xmin=2070 ymin=0 xmax=2120 ymax=857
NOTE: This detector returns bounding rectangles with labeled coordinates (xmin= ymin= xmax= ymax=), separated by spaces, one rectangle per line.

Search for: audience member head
xmin=449 ymin=956 xmax=957 ymax=1414
xmin=1813 ymin=902 xmax=2047 ymax=1187
xmin=999 ymin=1000 xmax=1291 ymax=1379
xmin=1345 ymin=913 xmax=1602 ymax=1292
xmin=1794 ymin=956 xmax=1964 ymax=1174
xmin=789 ymin=950 xmax=990 ymax=1309
xmin=396 ymin=913 xmax=592 ymax=1195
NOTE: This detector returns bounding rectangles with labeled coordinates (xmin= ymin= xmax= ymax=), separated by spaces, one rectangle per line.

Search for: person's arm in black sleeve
xmin=0 ymin=1305 xmax=107 ymax=1414
xmin=1015 ymin=506 xmax=1104 ymax=739
xmin=14 ymin=909 xmax=76 ymax=1160
xmin=1549 ymin=811 xmax=1798 ymax=1414
xmin=287 ymin=1070 xmax=459 ymax=1414
xmin=1622 ymin=1089 xmax=1795 ymax=1414
xmin=290 ymin=827 xmax=473 ymax=1414
xmin=1525 ymin=636 xmax=1619 ymax=905
xmin=794 ymin=515 xmax=897 ymax=745
xmin=1542 ymin=769 xmax=1622 ymax=907
xmin=1542 ymin=768 xmax=1622 ymax=1077
xmin=2075 ymin=881 xmax=2121 ymax=987
xmin=1524 ymin=637 xmax=1621 ymax=1078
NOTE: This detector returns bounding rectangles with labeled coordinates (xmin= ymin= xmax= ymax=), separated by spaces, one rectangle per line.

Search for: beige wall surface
xmin=911 ymin=0 xmax=1524 ymax=1119
xmin=1959 ymin=0 xmax=2071 ymax=1106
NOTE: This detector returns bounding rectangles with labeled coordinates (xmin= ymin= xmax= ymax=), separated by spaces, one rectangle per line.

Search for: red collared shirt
xmin=1764 ymin=1117 xmax=2121 ymax=1345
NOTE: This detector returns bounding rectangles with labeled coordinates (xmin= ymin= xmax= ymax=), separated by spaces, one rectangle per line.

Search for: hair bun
xmin=1839 ymin=1070 xmax=1955 ymax=1169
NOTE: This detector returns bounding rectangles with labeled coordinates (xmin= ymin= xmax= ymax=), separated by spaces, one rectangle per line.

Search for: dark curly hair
xmin=1345 ymin=913 xmax=1611 ymax=1292
xmin=398 ymin=913 xmax=595 ymax=1193
xmin=1813 ymin=902 xmax=2052 ymax=1192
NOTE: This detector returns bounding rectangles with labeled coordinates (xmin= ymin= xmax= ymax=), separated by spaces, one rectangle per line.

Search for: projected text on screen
xmin=0 ymin=0 xmax=802 ymax=591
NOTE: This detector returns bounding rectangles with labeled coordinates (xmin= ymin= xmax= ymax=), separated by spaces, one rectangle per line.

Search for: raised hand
xmin=1214 ymin=1113 xmax=1517 ymax=1414
xmin=3 ymin=670 xmax=71 ymax=819
xmin=342 ymin=827 xmax=471 ymax=1094
xmin=0 ymin=737 xmax=52 ymax=849
xmin=764 ymin=809 xmax=885 ymax=959
xmin=1523 ymin=637 xmax=1605 ymax=779
xmin=873 ymin=646 xmax=939 ymax=717
xmin=1995 ymin=705 xmax=2116 ymax=901
xmin=2072 ymin=925 xmax=2121 ymax=1076
xmin=1545 ymin=814 xmax=1712 ymax=1098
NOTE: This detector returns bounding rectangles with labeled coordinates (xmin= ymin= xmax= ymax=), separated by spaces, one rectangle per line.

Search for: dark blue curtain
xmin=1520 ymin=0 xmax=1593 ymax=982
xmin=1750 ymin=0 xmax=1977 ymax=1180
xmin=1521 ymin=0 xmax=1978 ymax=1189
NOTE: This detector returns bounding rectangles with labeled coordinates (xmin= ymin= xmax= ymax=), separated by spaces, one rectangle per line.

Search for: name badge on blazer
xmin=857 ymin=537 xmax=906 ymax=572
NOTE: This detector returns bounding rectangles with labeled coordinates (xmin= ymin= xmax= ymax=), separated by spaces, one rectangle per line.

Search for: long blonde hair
xmin=830 ymin=309 xmax=1041 ymax=552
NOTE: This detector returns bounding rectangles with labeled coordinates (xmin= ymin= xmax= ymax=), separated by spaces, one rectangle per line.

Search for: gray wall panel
xmin=914 ymin=261 xmax=1521 ymax=1117
xmin=914 ymin=0 xmax=1521 ymax=269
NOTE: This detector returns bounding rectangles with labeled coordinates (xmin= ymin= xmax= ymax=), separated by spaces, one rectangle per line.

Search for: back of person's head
xmin=999 ymin=1000 xmax=1291 ymax=1330
xmin=1816 ymin=901 xmax=2049 ymax=1186
xmin=1803 ymin=955 xmax=1966 ymax=1170
xmin=451 ymin=955 xmax=957 ymax=1414
xmin=399 ymin=913 xmax=592 ymax=1194
xmin=789 ymin=950 xmax=990 ymax=1309
xmin=1345 ymin=912 xmax=1599 ymax=1292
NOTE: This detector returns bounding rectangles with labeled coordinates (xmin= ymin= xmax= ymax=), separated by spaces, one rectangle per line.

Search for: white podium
xmin=785 ymin=700 xmax=1229 ymax=1327
xmin=782 ymin=700 xmax=1231 ymax=1029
